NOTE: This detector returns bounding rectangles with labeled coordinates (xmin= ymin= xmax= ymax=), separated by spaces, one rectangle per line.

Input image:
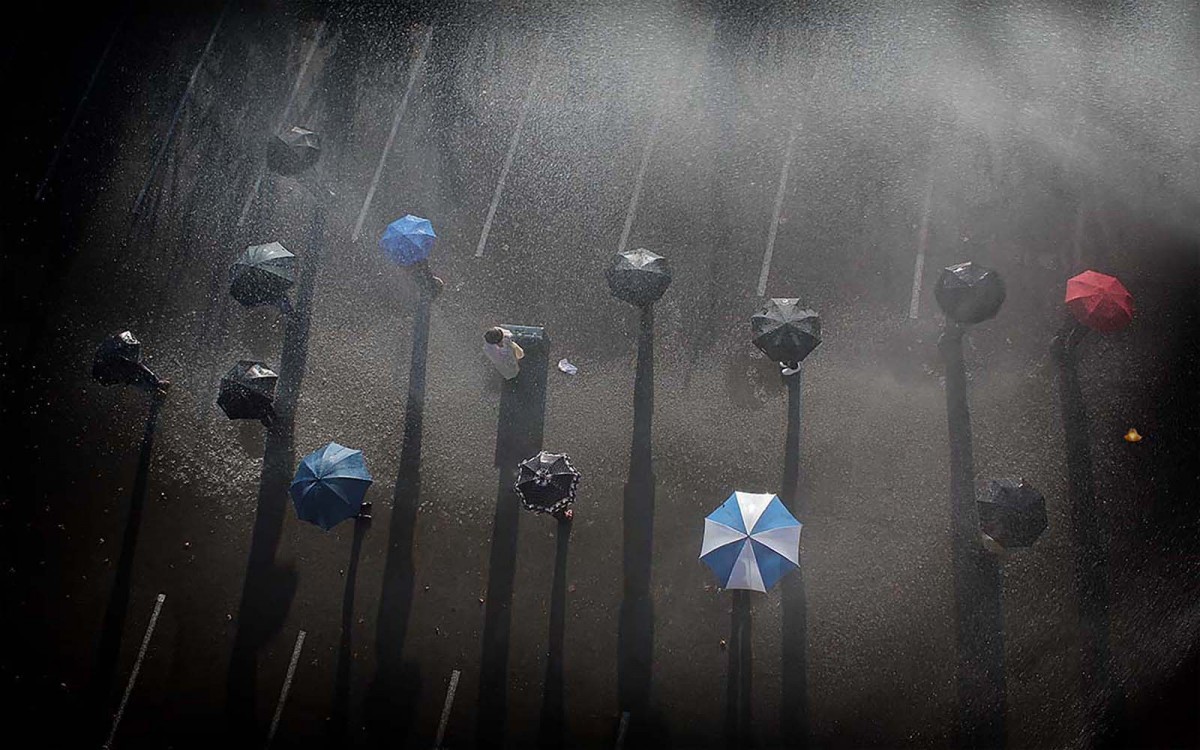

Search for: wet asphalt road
xmin=2 ymin=1 xmax=1199 ymax=748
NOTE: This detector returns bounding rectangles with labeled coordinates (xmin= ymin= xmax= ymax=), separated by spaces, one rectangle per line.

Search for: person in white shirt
xmin=483 ymin=327 xmax=524 ymax=380
xmin=780 ymin=361 xmax=801 ymax=376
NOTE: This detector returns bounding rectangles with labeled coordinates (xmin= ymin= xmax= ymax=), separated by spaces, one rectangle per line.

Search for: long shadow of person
xmin=779 ymin=372 xmax=809 ymax=745
xmin=86 ymin=390 xmax=164 ymax=743
xmin=330 ymin=518 xmax=368 ymax=744
xmin=537 ymin=518 xmax=571 ymax=750
xmin=725 ymin=591 xmax=753 ymax=750
xmin=939 ymin=323 xmax=1006 ymax=750
xmin=1052 ymin=320 xmax=1122 ymax=746
xmin=363 ymin=287 xmax=433 ymax=747
xmin=477 ymin=332 xmax=550 ymax=748
xmin=225 ymin=208 xmax=324 ymax=742
xmin=618 ymin=306 xmax=661 ymax=746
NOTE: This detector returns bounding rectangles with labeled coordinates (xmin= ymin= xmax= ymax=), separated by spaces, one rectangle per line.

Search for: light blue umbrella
xmin=700 ymin=491 xmax=801 ymax=592
xmin=290 ymin=442 xmax=373 ymax=531
xmin=379 ymin=214 xmax=436 ymax=266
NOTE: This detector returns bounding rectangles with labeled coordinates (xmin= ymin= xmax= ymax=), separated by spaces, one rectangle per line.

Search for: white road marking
xmin=615 ymin=20 xmax=715 ymax=256
xmin=907 ymin=179 xmax=934 ymax=319
xmin=36 ymin=5 xmax=128 ymax=201
xmin=102 ymin=593 xmax=166 ymax=750
xmin=475 ymin=40 xmax=548 ymax=257
xmin=352 ymin=25 xmax=435 ymax=241
xmin=132 ymin=2 xmax=229 ymax=217
xmin=615 ymin=711 xmax=630 ymax=749
xmin=616 ymin=112 xmax=662 ymax=257
xmin=756 ymin=125 xmax=798 ymax=297
xmin=237 ymin=19 xmax=328 ymax=227
xmin=433 ymin=669 xmax=461 ymax=749
xmin=1070 ymin=200 xmax=1087 ymax=272
xmin=265 ymin=629 xmax=307 ymax=748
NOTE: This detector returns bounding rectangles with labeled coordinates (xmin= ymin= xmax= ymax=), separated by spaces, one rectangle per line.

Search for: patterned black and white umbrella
xmin=515 ymin=451 xmax=580 ymax=516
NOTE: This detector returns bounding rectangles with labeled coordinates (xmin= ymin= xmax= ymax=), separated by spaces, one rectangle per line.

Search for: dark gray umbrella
xmin=606 ymin=248 xmax=672 ymax=307
xmin=751 ymin=299 xmax=821 ymax=365
xmin=230 ymin=242 xmax=295 ymax=311
xmin=267 ymin=125 xmax=320 ymax=176
xmin=977 ymin=478 xmax=1047 ymax=549
xmin=935 ymin=262 xmax=1005 ymax=325
xmin=92 ymin=330 xmax=168 ymax=392
xmin=217 ymin=360 xmax=278 ymax=426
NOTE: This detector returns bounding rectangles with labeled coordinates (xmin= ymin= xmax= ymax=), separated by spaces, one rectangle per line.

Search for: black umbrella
xmin=217 ymin=360 xmax=278 ymax=426
xmin=606 ymin=248 xmax=672 ymax=307
xmin=977 ymin=478 xmax=1047 ymax=549
xmin=267 ymin=125 xmax=320 ymax=176
xmin=515 ymin=451 xmax=580 ymax=516
xmin=92 ymin=330 xmax=167 ymax=392
xmin=935 ymin=262 xmax=1005 ymax=325
xmin=751 ymin=299 xmax=821 ymax=365
xmin=230 ymin=242 xmax=296 ymax=311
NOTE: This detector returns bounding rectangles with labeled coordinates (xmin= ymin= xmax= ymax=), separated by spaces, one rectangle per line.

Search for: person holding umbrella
xmin=92 ymin=330 xmax=171 ymax=396
xmin=380 ymin=214 xmax=444 ymax=297
xmin=516 ymin=451 xmax=579 ymax=522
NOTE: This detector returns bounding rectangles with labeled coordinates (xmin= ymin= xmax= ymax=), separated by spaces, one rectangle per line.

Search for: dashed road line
xmin=265 ymin=629 xmax=307 ymax=748
xmin=238 ymin=19 xmax=328 ymax=227
xmin=132 ymin=2 xmax=229 ymax=217
xmin=102 ymin=593 xmax=166 ymax=750
xmin=475 ymin=39 xmax=548 ymax=258
xmin=352 ymin=25 xmax=435 ymax=241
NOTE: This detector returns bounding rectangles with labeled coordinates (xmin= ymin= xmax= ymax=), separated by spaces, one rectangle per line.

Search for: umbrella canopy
xmin=606 ymin=248 xmax=672 ymax=306
xmin=380 ymin=215 xmax=436 ymax=266
xmin=977 ymin=478 xmax=1047 ymax=549
xmin=701 ymin=491 xmax=801 ymax=592
xmin=1066 ymin=270 xmax=1133 ymax=334
xmin=515 ymin=451 xmax=580 ymax=515
xmin=230 ymin=242 xmax=296 ymax=308
xmin=290 ymin=442 xmax=373 ymax=531
xmin=751 ymin=299 xmax=821 ymax=364
xmin=267 ymin=125 xmax=320 ymax=176
xmin=92 ymin=330 xmax=144 ymax=386
xmin=935 ymin=262 xmax=1005 ymax=325
xmin=217 ymin=360 xmax=278 ymax=425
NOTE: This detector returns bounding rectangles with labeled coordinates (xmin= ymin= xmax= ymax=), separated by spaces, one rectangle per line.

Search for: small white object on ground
xmin=558 ymin=359 xmax=578 ymax=375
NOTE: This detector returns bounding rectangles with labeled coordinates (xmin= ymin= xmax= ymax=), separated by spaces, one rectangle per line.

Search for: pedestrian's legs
xmin=413 ymin=260 xmax=444 ymax=297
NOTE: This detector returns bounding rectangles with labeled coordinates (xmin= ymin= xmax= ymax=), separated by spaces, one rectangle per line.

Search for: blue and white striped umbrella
xmin=700 ymin=491 xmax=802 ymax=592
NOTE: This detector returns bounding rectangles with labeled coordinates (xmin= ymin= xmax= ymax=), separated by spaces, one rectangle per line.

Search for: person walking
xmin=412 ymin=259 xmax=444 ymax=297
xmin=483 ymin=326 xmax=524 ymax=380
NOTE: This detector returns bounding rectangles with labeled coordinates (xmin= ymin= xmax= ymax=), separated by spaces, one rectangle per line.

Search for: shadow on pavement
xmin=779 ymin=371 xmax=809 ymax=744
xmin=538 ymin=518 xmax=572 ymax=750
xmin=86 ymin=392 xmax=164 ymax=743
xmin=1052 ymin=320 xmax=1122 ymax=746
xmin=477 ymin=331 xmax=550 ymax=748
xmin=225 ymin=208 xmax=324 ymax=742
xmin=725 ymin=590 xmax=753 ymax=750
xmin=363 ymin=288 xmax=433 ymax=746
xmin=330 ymin=518 xmax=368 ymax=743
xmin=939 ymin=324 xmax=1006 ymax=750
xmin=618 ymin=307 xmax=664 ymax=747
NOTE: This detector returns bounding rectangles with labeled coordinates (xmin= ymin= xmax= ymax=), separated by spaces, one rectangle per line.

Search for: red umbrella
xmin=1065 ymin=270 xmax=1134 ymax=333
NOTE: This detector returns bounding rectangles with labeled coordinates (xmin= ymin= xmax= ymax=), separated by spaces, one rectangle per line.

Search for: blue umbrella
xmin=700 ymin=491 xmax=801 ymax=592
xmin=290 ymin=442 xmax=373 ymax=531
xmin=380 ymin=214 xmax=436 ymax=266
